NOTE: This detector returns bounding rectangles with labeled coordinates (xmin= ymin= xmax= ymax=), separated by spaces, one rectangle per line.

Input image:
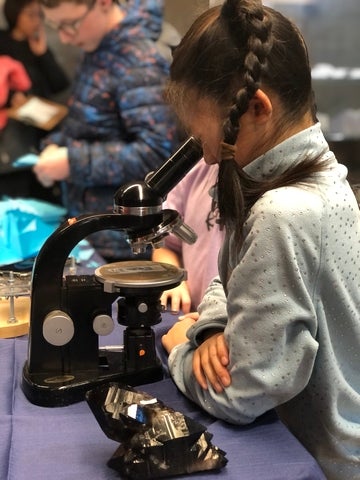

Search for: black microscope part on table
xmin=86 ymin=383 xmax=228 ymax=479
xmin=21 ymin=137 xmax=203 ymax=407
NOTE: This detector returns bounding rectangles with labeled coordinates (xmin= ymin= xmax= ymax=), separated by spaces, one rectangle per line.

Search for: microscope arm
xmin=31 ymin=212 xmax=155 ymax=317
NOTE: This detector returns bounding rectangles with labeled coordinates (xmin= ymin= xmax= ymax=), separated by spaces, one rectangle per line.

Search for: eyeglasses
xmin=45 ymin=2 xmax=95 ymax=36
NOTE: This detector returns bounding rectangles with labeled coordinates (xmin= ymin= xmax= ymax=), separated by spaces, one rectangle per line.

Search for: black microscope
xmin=22 ymin=137 xmax=203 ymax=407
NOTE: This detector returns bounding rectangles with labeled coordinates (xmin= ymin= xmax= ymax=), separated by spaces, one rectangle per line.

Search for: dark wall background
xmin=266 ymin=0 xmax=360 ymax=128
xmin=266 ymin=0 xmax=360 ymax=182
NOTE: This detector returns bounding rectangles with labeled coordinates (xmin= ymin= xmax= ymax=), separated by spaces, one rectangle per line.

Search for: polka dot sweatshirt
xmin=168 ymin=123 xmax=360 ymax=480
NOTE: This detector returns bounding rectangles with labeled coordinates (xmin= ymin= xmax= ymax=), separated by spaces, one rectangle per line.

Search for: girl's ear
xmin=248 ymin=89 xmax=273 ymax=123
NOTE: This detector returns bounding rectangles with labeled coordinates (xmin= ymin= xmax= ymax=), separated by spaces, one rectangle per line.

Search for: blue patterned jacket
xmin=44 ymin=0 xmax=179 ymax=259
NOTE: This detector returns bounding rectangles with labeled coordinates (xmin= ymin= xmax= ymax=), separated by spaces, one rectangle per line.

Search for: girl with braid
xmin=161 ymin=1 xmax=360 ymax=479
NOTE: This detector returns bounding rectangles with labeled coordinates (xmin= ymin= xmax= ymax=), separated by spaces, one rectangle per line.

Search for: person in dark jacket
xmin=33 ymin=0 xmax=179 ymax=260
xmin=0 ymin=0 xmax=69 ymax=103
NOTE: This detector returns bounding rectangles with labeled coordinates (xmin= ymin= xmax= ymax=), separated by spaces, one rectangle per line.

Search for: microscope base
xmin=22 ymin=350 xmax=163 ymax=407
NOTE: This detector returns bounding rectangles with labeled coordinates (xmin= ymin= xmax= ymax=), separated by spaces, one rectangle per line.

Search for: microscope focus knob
xmin=93 ymin=314 xmax=114 ymax=336
xmin=42 ymin=310 xmax=75 ymax=346
xmin=138 ymin=302 xmax=148 ymax=313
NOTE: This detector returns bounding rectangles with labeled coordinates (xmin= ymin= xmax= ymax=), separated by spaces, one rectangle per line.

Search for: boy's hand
xmin=33 ymin=144 xmax=69 ymax=187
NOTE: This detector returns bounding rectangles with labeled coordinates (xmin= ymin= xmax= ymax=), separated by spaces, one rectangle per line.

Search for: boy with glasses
xmin=33 ymin=0 xmax=179 ymax=261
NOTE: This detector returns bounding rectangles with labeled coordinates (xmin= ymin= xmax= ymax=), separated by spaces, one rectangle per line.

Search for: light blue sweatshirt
xmin=168 ymin=124 xmax=360 ymax=480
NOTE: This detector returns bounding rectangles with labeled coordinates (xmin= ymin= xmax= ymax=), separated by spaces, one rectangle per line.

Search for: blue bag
xmin=0 ymin=198 xmax=66 ymax=266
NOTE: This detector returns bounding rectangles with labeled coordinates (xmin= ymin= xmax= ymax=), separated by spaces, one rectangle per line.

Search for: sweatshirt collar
xmin=243 ymin=123 xmax=330 ymax=180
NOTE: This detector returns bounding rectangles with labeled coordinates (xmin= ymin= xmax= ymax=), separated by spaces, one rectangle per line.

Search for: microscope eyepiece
xmin=113 ymin=136 xmax=202 ymax=217
xmin=145 ymin=136 xmax=203 ymax=198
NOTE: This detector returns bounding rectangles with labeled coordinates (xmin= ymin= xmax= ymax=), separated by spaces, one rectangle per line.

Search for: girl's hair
xmin=4 ymin=0 xmax=36 ymax=30
xmin=166 ymin=0 xmax=325 ymax=239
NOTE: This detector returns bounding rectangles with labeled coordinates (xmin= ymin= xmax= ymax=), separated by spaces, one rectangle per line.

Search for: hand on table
xmin=33 ymin=144 xmax=69 ymax=187
xmin=161 ymin=280 xmax=192 ymax=314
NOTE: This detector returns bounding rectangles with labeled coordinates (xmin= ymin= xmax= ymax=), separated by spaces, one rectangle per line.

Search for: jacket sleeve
xmin=61 ymin=65 xmax=177 ymax=188
xmin=65 ymin=104 xmax=176 ymax=188
xmin=168 ymin=187 xmax=320 ymax=425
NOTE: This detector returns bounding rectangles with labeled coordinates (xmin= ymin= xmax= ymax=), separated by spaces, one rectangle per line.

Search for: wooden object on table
xmin=0 ymin=296 xmax=30 ymax=338
xmin=7 ymin=95 xmax=68 ymax=131
xmin=0 ymin=271 xmax=31 ymax=338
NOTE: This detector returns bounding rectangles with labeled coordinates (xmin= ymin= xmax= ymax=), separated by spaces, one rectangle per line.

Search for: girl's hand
xmin=193 ymin=332 xmax=230 ymax=393
xmin=161 ymin=281 xmax=192 ymax=314
xmin=161 ymin=314 xmax=197 ymax=353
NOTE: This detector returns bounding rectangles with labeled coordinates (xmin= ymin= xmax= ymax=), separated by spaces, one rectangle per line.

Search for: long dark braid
xmin=221 ymin=0 xmax=272 ymax=145
xmin=217 ymin=0 xmax=325 ymax=244
xmin=218 ymin=0 xmax=273 ymax=235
